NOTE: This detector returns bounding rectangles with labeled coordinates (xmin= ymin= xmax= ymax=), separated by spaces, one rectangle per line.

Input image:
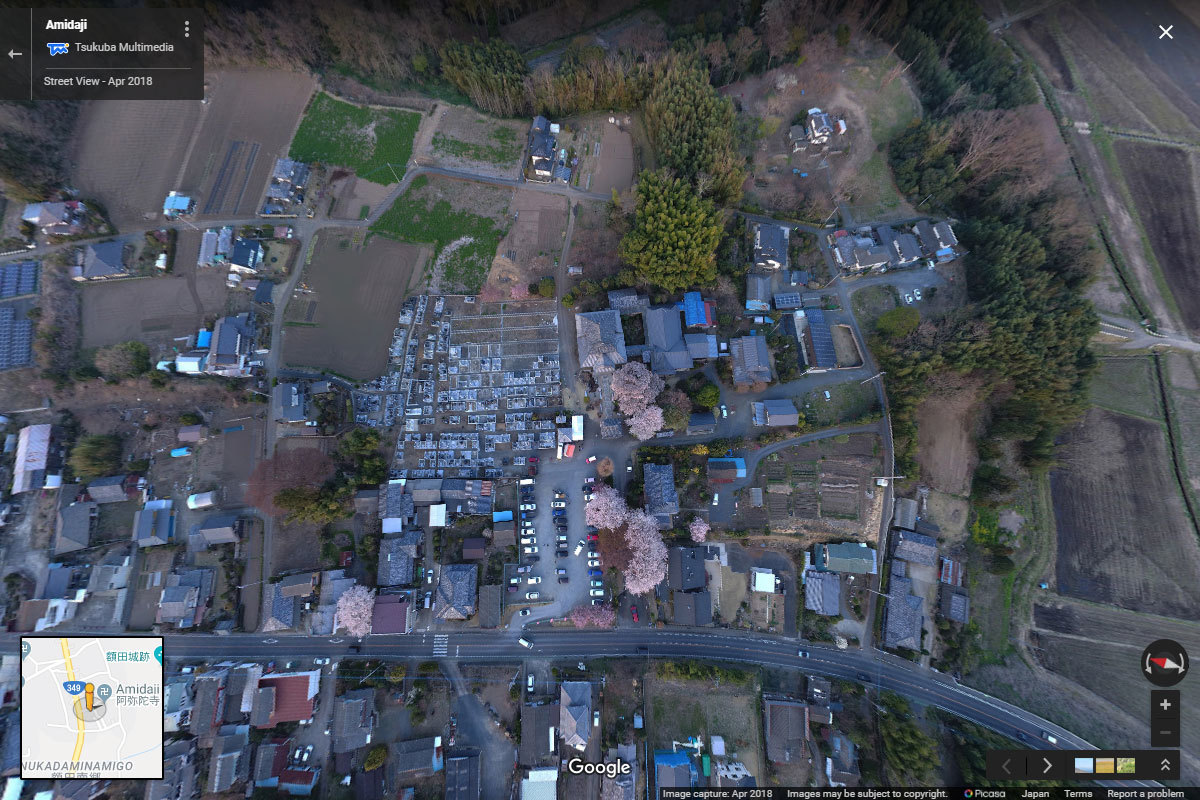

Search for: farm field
xmin=1032 ymin=598 xmax=1200 ymax=759
xmin=914 ymin=382 xmax=981 ymax=496
xmin=1088 ymin=356 xmax=1162 ymax=419
xmin=647 ymin=669 xmax=764 ymax=780
xmin=289 ymin=92 xmax=420 ymax=183
xmin=795 ymin=380 xmax=877 ymax=428
xmin=180 ymin=71 xmax=316 ymax=219
xmin=1112 ymin=141 xmax=1200 ymax=334
xmin=282 ymin=230 xmax=425 ymax=380
xmin=556 ymin=114 xmax=638 ymax=196
xmin=80 ymin=273 xmax=229 ymax=349
xmin=1165 ymin=352 xmax=1200 ymax=500
xmin=370 ymin=175 xmax=510 ymax=293
xmin=485 ymin=190 xmax=567 ymax=299
xmin=1049 ymin=406 xmax=1200 ymax=618
xmin=420 ymin=105 xmax=527 ymax=179
xmin=850 ymin=283 xmax=897 ymax=331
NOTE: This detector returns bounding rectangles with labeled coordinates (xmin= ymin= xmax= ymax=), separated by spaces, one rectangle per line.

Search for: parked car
xmin=558 ymin=576 xmax=569 ymax=583
xmin=588 ymin=569 xmax=602 ymax=577
xmin=593 ymin=598 xmax=606 ymax=606
xmin=509 ymin=577 xmax=521 ymax=585
xmin=529 ymin=456 xmax=539 ymax=463
xmin=526 ymin=591 xmax=540 ymax=600
xmin=518 ymin=637 xmax=533 ymax=648
xmin=524 ymin=546 xmax=539 ymax=554
xmin=556 ymin=536 xmax=569 ymax=544
xmin=903 ymin=293 xmax=913 ymax=304
xmin=914 ymin=288 xmax=922 ymax=301
xmin=552 ymin=509 xmax=566 ymax=517
xmin=584 ymin=476 xmax=595 ymax=484
xmin=526 ymin=555 xmax=540 ymax=563
xmin=587 ymin=533 xmax=598 ymax=541
xmin=798 ymin=650 xmax=809 ymax=658
xmin=554 ymin=490 xmax=567 ymax=498
xmin=588 ymin=548 xmax=599 ymax=557
xmin=586 ymin=455 xmax=597 ymax=463
xmin=712 ymin=494 xmax=719 ymax=506
xmin=588 ymin=558 xmax=601 ymax=567
xmin=520 ymin=503 xmax=536 ymax=511
xmin=520 ymin=536 xmax=536 ymax=545
xmin=527 ymin=674 xmax=535 ymax=691
xmin=556 ymin=568 xmax=568 ymax=575
xmin=556 ymin=549 xmax=569 ymax=558
xmin=589 ymin=588 xmax=605 ymax=597
xmin=583 ymin=492 xmax=593 ymax=502
xmin=551 ymin=500 xmax=567 ymax=509
xmin=313 ymin=658 xmax=330 ymax=666
xmin=517 ymin=565 xmax=531 ymax=574
xmin=574 ymin=543 xmax=584 ymax=556
xmin=591 ymin=580 xmax=604 ymax=588
xmin=719 ymin=404 xmax=728 ymax=418
xmin=631 ymin=606 xmax=639 ymax=623
xmin=593 ymin=710 xmax=600 ymax=727
xmin=527 ymin=576 xmax=542 ymax=584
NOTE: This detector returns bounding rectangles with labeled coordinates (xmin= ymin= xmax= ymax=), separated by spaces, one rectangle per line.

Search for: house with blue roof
xmin=654 ymin=751 xmax=698 ymax=793
xmin=708 ymin=458 xmax=747 ymax=483
xmin=162 ymin=192 xmax=192 ymax=218
xmin=680 ymin=292 xmax=715 ymax=327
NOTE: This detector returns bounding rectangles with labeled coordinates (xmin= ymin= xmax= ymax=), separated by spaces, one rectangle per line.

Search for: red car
xmin=529 ymin=456 xmax=539 ymax=463
xmin=587 ymin=534 xmax=598 ymax=542
xmin=631 ymin=606 xmax=639 ymax=623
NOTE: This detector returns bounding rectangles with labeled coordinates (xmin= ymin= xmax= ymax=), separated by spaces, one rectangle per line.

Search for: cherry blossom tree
xmin=569 ymin=602 xmax=616 ymax=628
xmin=628 ymin=404 xmax=665 ymax=441
xmin=585 ymin=484 xmax=629 ymax=530
xmin=622 ymin=509 xmax=668 ymax=595
xmin=689 ymin=517 xmax=710 ymax=542
xmin=335 ymin=584 xmax=376 ymax=638
xmin=611 ymin=361 xmax=664 ymax=415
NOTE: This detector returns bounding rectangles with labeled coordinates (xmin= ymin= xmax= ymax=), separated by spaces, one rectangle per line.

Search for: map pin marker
xmin=153 ymin=646 xmax=162 ymax=665
xmin=21 ymin=641 xmax=30 ymax=659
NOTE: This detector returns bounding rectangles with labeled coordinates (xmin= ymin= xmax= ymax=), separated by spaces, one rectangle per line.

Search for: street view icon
xmin=1142 ymin=639 xmax=1189 ymax=687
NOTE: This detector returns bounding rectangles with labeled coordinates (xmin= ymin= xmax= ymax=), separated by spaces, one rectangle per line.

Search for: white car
xmin=524 ymin=546 xmax=539 ymax=554
xmin=914 ymin=288 xmax=922 ymax=301
xmin=313 ymin=657 xmax=330 ymax=666
xmin=593 ymin=710 xmax=600 ymax=727
xmin=903 ymin=293 xmax=913 ymax=304
xmin=712 ymin=494 xmax=719 ymax=506
xmin=719 ymin=404 xmax=728 ymax=418
xmin=520 ymin=503 xmax=536 ymax=511
xmin=520 ymin=536 xmax=536 ymax=545
xmin=574 ymin=543 xmax=584 ymax=556
xmin=551 ymin=500 xmax=567 ymax=509
xmin=527 ymin=674 xmax=535 ymax=691
xmin=586 ymin=455 xmax=597 ymax=463
xmin=590 ymin=580 xmax=604 ymax=588
xmin=527 ymin=576 xmax=542 ymax=584
xmin=589 ymin=588 xmax=605 ymax=597
xmin=526 ymin=591 xmax=541 ymax=600
xmin=583 ymin=492 xmax=593 ymax=502
xmin=588 ymin=559 xmax=601 ymax=567
xmin=583 ymin=477 xmax=595 ymax=484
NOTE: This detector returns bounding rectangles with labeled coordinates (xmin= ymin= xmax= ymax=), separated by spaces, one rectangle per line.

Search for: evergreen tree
xmin=619 ymin=171 xmax=722 ymax=293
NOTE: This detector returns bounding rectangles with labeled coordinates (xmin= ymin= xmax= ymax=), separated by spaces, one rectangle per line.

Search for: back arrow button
xmin=7 ymin=50 xmax=23 ymax=60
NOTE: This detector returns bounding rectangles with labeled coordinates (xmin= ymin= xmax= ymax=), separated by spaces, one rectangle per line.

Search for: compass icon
xmin=1142 ymin=639 xmax=1189 ymax=687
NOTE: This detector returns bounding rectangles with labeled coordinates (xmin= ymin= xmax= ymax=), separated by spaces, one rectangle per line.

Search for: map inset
xmin=21 ymin=636 xmax=164 ymax=779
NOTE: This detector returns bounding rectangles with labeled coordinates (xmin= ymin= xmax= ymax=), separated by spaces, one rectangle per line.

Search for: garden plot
xmin=420 ymin=105 xmax=527 ymax=179
xmin=289 ymin=92 xmax=420 ymax=183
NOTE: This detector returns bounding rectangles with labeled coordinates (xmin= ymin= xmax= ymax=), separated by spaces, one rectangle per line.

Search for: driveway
xmin=443 ymin=661 xmax=516 ymax=800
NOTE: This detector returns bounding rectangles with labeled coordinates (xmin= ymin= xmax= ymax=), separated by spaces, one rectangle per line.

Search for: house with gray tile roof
xmin=730 ymin=336 xmax=771 ymax=386
xmin=883 ymin=575 xmax=923 ymax=651
xmin=157 ymin=567 xmax=214 ymax=629
xmin=76 ymin=241 xmax=126 ymax=280
xmin=87 ymin=474 xmax=128 ymax=503
xmin=195 ymin=513 xmax=241 ymax=546
xmin=55 ymin=497 xmax=97 ymax=555
xmin=434 ymin=564 xmax=477 ymax=620
xmin=377 ymin=530 xmax=421 ymax=586
xmin=331 ymin=688 xmax=375 ymax=754
xmin=643 ymin=463 xmax=679 ymax=528
xmin=207 ymin=725 xmax=250 ymax=792
xmin=607 ymin=288 xmax=648 ymax=312
xmin=939 ymin=585 xmax=970 ymax=623
xmin=145 ymin=738 xmax=198 ymax=800
xmin=519 ymin=701 xmax=559 ymax=765
xmin=803 ymin=569 xmax=840 ymax=616
xmin=893 ymin=528 xmax=937 ymax=566
xmin=643 ymin=307 xmax=693 ymax=375
xmin=576 ymin=310 xmax=627 ymax=373
xmin=188 ymin=670 xmax=228 ymax=739
xmin=559 ymin=682 xmax=592 ymax=751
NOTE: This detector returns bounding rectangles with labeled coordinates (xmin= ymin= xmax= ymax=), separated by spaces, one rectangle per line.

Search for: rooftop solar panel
xmin=805 ymin=307 xmax=838 ymax=368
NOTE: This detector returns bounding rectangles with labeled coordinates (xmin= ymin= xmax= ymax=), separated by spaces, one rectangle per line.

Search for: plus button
xmin=1160 ymin=698 xmax=1173 ymax=711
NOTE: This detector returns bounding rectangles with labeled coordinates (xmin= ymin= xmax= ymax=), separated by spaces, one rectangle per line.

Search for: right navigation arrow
xmin=1042 ymin=757 xmax=1053 ymax=775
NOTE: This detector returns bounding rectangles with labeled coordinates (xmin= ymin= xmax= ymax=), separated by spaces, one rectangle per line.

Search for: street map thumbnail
xmin=20 ymin=636 xmax=164 ymax=779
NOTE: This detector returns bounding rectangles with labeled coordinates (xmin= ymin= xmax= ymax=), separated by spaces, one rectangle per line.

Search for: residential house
xmin=331 ymin=689 xmax=375 ymax=754
xmin=38 ymin=563 xmax=85 ymax=601
xmin=188 ymin=669 xmax=229 ymax=739
xmin=252 ymin=738 xmax=292 ymax=787
xmin=643 ymin=306 xmax=693 ymax=374
xmin=278 ymin=769 xmax=320 ymax=796
xmin=730 ymin=335 xmax=772 ymax=386
xmin=806 ymin=677 xmax=832 ymax=707
xmin=576 ymin=310 xmax=627 ymax=373
xmin=462 ymin=537 xmax=487 ymax=560
xmin=11 ymin=423 xmax=52 ymax=494
xmin=75 ymin=241 xmax=126 ymax=280
xmin=803 ymin=569 xmax=840 ymax=617
xmin=915 ymin=220 xmax=958 ymax=261
xmin=668 ymin=546 xmax=706 ymax=591
xmin=763 ymin=695 xmax=808 ymax=763
xmin=177 ymin=424 xmax=206 ymax=443
xmin=774 ymin=291 xmax=803 ymax=310
xmin=253 ymin=671 xmax=321 ymax=728
xmin=194 ymin=513 xmax=242 ymax=547
xmin=478 ymin=584 xmax=501 ymax=629
xmin=519 ymin=701 xmax=560 ymax=765
xmin=852 ymin=246 xmax=891 ymax=272
xmin=893 ymin=497 xmax=918 ymax=531
xmin=371 ymin=593 xmax=414 ymax=634
xmin=207 ymin=725 xmax=251 ymax=793
xmin=222 ymin=664 xmax=265 ymax=724
xmin=163 ymin=192 xmax=192 ymax=218
xmin=87 ymin=474 xmax=128 ymax=503
xmin=378 ymin=480 xmax=415 ymax=532
xmin=939 ymin=585 xmax=970 ymax=623
xmin=0 ymin=712 xmax=16 ymax=776
xmin=794 ymin=306 xmax=837 ymax=370
xmin=893 ymin=529 xmax=937 ymax=566
xmin=939 ymin=557 xmax=964 ymax=587
xmin=643 ymin=463 xmax=679 ymax=528
xmin=87 ymin=551 xmax=134 ymax=595
xmin=441 ymin=478 xmax=494 ymax=515
xmin=434 ymin=564 xmax=477 ymax=621
xmin=788 ymin=124 xmax=807 ymax=153
xmin=890 ymin=232 xmax=923 ymax=266
xmin=754 ymin=223 xmax=789 ymax=270
xmin=157 ymin=567 xmax=215 ymax=629
xmin=392 ymin=736 xmax=444 ymax=779
xmin=206 ymin=313 xmax=256 ymax=377
xmin=273 ymin=382 xmax=307 ymax=423
xmin=672 ymin=589 xmax=712 ymax=626
xmin=262 ymin=573 xmax=319 ymax=631
xmin=229 ymin=239 xmax=264 ymax=274
xmin=22 ymin=201 xmax=81 ymax=235
xmin=681 ymin=292 xmax=716 ymax=327
xmin=713 ymin=761 xmax=756 ymax=788
xmin=54 ymin=497 xmax=97 ymax=555
xmin=145 ymin=739 xmax=199 ymax=800
xmin=883 ymin=567 xmax=924 ymax=651
xmin=827 ymin=732 xmax=861 ymax=787
xmin=521 ymin=768 xmax=558 ymax=800
xmin=806 ymin=108 xmax=834 ymax=144
xmin=684 ymin=333 xmax=719 ymax=361
xmin=814 ymin=542 xmax=877 ymax=574
xmin=528 ymin=116 xmax=556 ymax=181
xmin=377 ymin=530 xmax=422 ymax=586
xmin=707 ymin=457 xmax=747 ymax=483
xmin=444 ymin=751 xmax=481 ymax=800
xmin=763 ymin=398 xmax=799 ymax=427
xmin=745 ymin=273 xmax=772 ymax=312
xmin=163 ymin=675 xmax=194 ymax=733
xmin=607 ymin=288 xmax=648 ymax=313
xmin=686 ymin=413 xmax=716 ymax=436
xmin=132 ymin=499 xmax=175 ymax=547
xmin=559 ymin=682 xmax=592 ymax=751
xmin=653 ymin=751 xmax=698 ymax=792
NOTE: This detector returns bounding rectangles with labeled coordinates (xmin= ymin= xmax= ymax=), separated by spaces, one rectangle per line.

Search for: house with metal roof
xmin=643 ymin=463 xmax=680 ymax=528
xmin=559 ymin=682 xmax=592 ymax=751
xmin=521 ymin=767 xmax=559 ymax=800
xmin=745 ymin=273 xmax=773 ymax=312
xmin=668 ymin=546 xmax=707 ymax=591
xmin=576 ymin=310 xmax=627 ymax=373
xmin=814 ymin=542 xmax=877 ymax=574
xmin=12 ymin=423 xmax=52 ymax=494
xmin=273 ymin=382 xmax=307 ymax=423
xmin=132 ymin=498 xmax=175 ymax=547
xmin=915 ymin=220 xmax=959 ymax=261
xmin=654 ymin=750 xmax=699 ymax=792
xmin=827 ymin=732 xmax=861 ymax=787
xmin=803 ymin=569 xmax=840 ymax=616
xmin=445 ymin=752 xmax=481 ymax=800
xmin=763 ymin=398 xmax=799 ymax=426
xmin=54 ymin=497 xmax=97 ymax=555
xmin=393 ymin=736 xmax=444 ymax=778
xmin=707 ymin=457 xmax=747 ymax=483
xmin=147 ymin=739 xmax=198 ymax=800
xmin=371 ymin=593 xmax=413 ymax=634
xmin=794 ymin=307 xmax=837 ymax=370
xmin=157 ymin=567 xmax=214 ymax=629
xmin=763 ymin=695 xmax=808 ymax=763
xmin=195 ymin=513 xmax=242 ymax=547
xmin=206 ymin=313 xmax=256 ymax=378
xmin=730 ymin=335 xmax=771 ymax=386
xmin=686 ymin=412 xmax=716 ymax=436
xmin=753 ymin=223 xmax=789 ymax=269
xmin=851 ymin=246 xmax=891 ymax=272
xmin=74 ymin=241 xmax=126 ymax=280
xmin=672 ymin=589 xmax=712 ymax=625
xmin=206 ymin=725 xmax=250 ymax=793
xmin=890 ymin=233 xmax=923 ymax=266
xmin=377 ymin=530 xmax=421 ymax=586
xmin=254 ymin=671 xmax=321 ymax=728
xmin=684 ymin=333 xmax=718 ymax=360
xmin=643 ymin=307 xmax=693 ymax=375
xmin=434 ymin=564 xmax=477 ymax=620
xmin=680 ymin=292 xmax=716 ymax=327
xmin=230 ymin=239 xmax=264 ymax=274
xmin=519 ymin=701 xmax=560 ymax=765
xmin=87 ymin=474 xmax=128 ymax=504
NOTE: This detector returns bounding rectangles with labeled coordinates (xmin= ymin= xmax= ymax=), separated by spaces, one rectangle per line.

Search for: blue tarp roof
xmin=708 ymin=457 xmax=747 ymax=477
xmin=196 ymin=329 xmax=212 ymax=349
xmin=681 ymin=292 xmax=708 ymax=326
xmin=492 ymin=510 xmax=513 ymax=522
xmin=163 ymin=194 xmax=191 ymax=213
xmin=804 ymin=308 xmax=837 ymax=368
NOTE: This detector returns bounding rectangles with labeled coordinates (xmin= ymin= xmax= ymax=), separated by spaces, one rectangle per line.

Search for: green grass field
xmin=432 ymin=128 xmax=523 ymax=166
xmin=369 ymin=175 xmax=506 ymax=293
xmin=1089 ymin=356 xmax=1162 ymax=419
xmin=289 ymin=93 xmax=420 ymax=182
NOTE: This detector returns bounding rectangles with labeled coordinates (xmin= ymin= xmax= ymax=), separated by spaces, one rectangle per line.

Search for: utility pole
xmin=860 ymin=371 xmax=886 ymax=384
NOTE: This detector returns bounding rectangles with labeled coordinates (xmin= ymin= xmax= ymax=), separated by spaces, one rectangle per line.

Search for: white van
xmin=518 ymin=637 xmax=533 ymax=649
xmin=519 ymin=478 xmax=535 ymax=487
